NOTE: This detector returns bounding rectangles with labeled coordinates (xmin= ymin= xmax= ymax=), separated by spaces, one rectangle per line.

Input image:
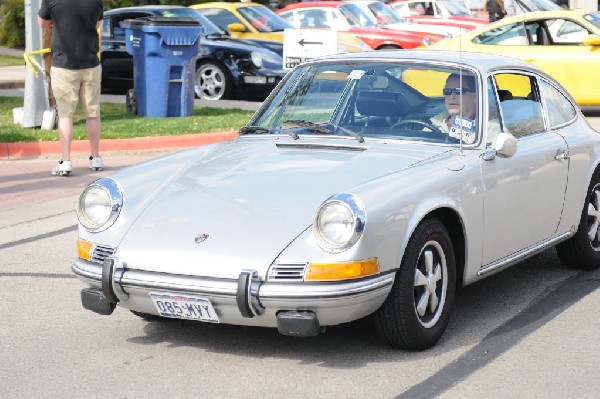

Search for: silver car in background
xmin=73 ymin=50 xmax=600 ymax=350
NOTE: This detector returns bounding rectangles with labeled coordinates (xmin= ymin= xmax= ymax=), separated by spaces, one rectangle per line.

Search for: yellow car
xmin=190 ymin=2 xmax=289 ymax=44
xmin=427 ymin=10 xmax=600 ymax=106
xmin=190 ymin=1 xmax=371 ymax=56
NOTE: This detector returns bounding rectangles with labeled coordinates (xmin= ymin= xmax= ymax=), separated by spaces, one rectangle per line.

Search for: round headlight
xmin=250 ymin=51 xmax=263 ymax=69
xmin=77 ymin=178 xmax=122 ymax=232
xmin=314 ymin=193 xmax=365 ymax=252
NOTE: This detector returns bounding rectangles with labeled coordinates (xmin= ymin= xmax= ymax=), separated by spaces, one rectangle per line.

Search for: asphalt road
xmin=1 ymin=152 xmax=600 ymax=398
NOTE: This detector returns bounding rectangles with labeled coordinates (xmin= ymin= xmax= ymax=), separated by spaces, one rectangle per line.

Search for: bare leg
xmin=86 ymin=116 xmax=101 ymax=157
xmin=57 ymin=115 xmax=74 ymax=161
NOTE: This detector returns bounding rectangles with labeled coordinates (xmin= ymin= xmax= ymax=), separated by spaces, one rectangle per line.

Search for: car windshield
xmin=584 ymin=12 xmax=600 ymax=29
xmin=440 ymin=0 xmax=472 ymax=16
xmin=237 ymin=5 xmax=293 ymax=32
xmin=367 ymin=2 xmax=405 ymax=24
xmin=338 ymin=4 xmax=379 ymax=27
xmin=248 ymin=61 xmax=481 ymax=146
xmin=157 ymin=8 xmax=222 ymax=35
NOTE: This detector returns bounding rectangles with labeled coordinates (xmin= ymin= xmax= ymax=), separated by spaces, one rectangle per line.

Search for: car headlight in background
xmin=251 ymin=51 xmax=263 ymax=69
xmin=314 ymin=193 xmax=366 ymax=253
xmin=77 ymin=178 xmax=123 ymax=232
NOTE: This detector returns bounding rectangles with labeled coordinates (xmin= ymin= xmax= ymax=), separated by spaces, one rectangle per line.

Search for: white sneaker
xmin=51 ymin=160 xmax=72 ymax=176
xmin=89 ymin=156 xmax=103 ymax=171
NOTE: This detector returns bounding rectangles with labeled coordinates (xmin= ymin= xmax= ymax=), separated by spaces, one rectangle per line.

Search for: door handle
xmin=555 ymin=149 xmax=570 ymax=161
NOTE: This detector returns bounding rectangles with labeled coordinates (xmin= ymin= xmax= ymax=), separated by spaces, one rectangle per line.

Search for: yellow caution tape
xmin=23 ymin=48 xmax=51 ymax=78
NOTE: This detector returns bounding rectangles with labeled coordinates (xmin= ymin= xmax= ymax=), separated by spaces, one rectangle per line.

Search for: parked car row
xmin=101 ymin=5 xmax=287 ymax=101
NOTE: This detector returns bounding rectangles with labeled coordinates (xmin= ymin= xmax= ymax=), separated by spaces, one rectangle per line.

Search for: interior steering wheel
xmin=391 ymin=119 xmax=444 ymax=134
xmin=391 ymin=119 xmax=461 ymax=144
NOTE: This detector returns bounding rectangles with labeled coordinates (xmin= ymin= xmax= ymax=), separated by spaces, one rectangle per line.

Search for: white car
xmin=346 ymin=0 xmax=464 ymax=36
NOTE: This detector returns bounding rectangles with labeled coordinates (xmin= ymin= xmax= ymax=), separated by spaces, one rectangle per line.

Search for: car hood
xmin=116 ymin=137 xmax=451 ymax=278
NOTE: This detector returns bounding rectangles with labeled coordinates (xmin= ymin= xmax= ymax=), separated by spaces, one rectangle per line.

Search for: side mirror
xmin=582 ymin=34 xmax=600 ymax=46
xmin=493 ymin=132 xmax=518 ymax=158
xmin=482 ymin=132 xmax=517 ymax=161
xmin=227 ymin=23 xmax=247 ymax=33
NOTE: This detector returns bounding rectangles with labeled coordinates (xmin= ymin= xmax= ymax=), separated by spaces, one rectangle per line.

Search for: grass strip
xmin=0 ymin=96 xmax=254 ymax=143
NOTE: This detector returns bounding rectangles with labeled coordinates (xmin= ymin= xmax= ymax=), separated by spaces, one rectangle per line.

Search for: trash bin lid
xmin=123 ymin=16 xmax=200 ymax=26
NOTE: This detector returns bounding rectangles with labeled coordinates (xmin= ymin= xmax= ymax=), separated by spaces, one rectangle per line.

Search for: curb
xmin=0 ymin=131 xmax=239 ymax=160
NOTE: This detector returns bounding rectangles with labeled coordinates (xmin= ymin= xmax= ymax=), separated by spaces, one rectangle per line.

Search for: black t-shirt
xmin=38 ymin=0 xmax=103 ymax=69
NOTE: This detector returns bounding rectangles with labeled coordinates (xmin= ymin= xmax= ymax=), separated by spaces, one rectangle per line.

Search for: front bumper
xmin=72 ymin=257 xmax=394 ymax=330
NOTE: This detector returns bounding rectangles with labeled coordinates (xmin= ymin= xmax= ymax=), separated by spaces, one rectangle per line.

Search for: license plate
xmin=150 ymin=292 xmax=219 ymax=323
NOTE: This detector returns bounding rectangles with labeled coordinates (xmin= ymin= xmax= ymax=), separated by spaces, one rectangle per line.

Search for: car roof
xmin=312 ymin=49 xmax=543 ymax=73
xmin=191 ymin=2 xmax=265 ymax=9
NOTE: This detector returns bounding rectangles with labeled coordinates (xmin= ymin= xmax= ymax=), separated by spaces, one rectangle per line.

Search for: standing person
xmin=38 ymin=0 xmax=104 ymax=176
xmin=486 ymin=0 xmax=507 ymax=22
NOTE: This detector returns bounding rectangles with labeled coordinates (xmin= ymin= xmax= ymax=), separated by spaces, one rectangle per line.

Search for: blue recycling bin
xmin=122 ymin=17 xmax=202 ymax=118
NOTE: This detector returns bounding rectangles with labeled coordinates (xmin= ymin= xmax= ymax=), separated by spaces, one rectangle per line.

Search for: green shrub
xmin=0 ymin=0 xmax=25 ymax=49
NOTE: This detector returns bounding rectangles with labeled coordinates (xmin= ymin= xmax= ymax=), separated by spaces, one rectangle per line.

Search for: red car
xmin=277 ymin=1 xmax=445 ymax=49
xmin=388 ymin=0 xmax=488 ymax=32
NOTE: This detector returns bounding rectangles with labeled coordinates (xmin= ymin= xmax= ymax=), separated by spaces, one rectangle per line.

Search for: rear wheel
xmin=556 ymin=172 xmax=600 ymax=269
xmin=195 ymin=61 xmax=232 ymax=100
xmin=374 ymin=218 xmax=456 ymax=350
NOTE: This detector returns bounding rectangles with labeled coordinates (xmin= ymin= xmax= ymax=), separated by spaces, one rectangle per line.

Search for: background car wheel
xmin=374 ymin=218 xmax=456 ymax=350
xmin=195 ymin=61 xmax=232 ymax=101
xmin=125 ymin=89 xmax=137 ymax=115
xmin=556 ymin=172 xmax=600 ymax=269
xmin=377 ymin=45 xmax=401 ymax=50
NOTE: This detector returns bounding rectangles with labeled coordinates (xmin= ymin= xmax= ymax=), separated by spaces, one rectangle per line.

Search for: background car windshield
xmin=367 ymin=2 xmax=405 ymax=24
xmin=250 ymin=61 xmax=479 ymax=145
xmin=157 ymin=8 xmax=222 ymax=35
xmin=584 ymin=12 xmax=600 ymax=29
xmin=237 ymin=6 xmax=292 ymax=32
xmin=338 ymin=4 xmax=379 ymax=27
xmin=440 ymin=0 xmax=471 ymax=16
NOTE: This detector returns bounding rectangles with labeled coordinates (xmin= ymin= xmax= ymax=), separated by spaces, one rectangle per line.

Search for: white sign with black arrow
xmin=282 ymin=29 xmax=339 ymax=70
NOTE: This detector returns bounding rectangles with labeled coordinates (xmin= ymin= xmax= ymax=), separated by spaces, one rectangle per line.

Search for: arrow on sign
xmin=299 ymin=39 xmax=323 ymax=46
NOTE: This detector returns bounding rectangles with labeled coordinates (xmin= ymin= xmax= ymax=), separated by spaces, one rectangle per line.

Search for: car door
xmin=479 ymin=72 xmax=569 ymax=267
xmin=101 ymin=11 xmax=152 ymax=90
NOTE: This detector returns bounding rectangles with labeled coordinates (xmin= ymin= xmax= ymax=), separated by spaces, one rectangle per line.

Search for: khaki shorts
xmin=51 ymin=65 xmax=101 ymax=118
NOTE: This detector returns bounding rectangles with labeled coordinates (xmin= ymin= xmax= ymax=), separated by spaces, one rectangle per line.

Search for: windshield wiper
xmin=238 ymin=125 xmax=271 ymax=135
xmin=283 ymin=119 xmax=364 ymax=143
xmin=283 ymin=119 xmax=333 ymax=134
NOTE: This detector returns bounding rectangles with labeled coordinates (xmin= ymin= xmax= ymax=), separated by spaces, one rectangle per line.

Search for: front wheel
xmin=374 ymin=218 xmax=456 ymax=350
xmin=195 ymin=61 xmax=232 ymax=101
xmin=556 ymin=173 xmax=600 ymax=269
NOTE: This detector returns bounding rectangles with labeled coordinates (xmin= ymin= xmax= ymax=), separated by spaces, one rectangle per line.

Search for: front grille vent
xmin=267 ymin=263 xmax=307 ymax=282
xmin=91 ymin=244 xmax=116 ymax=264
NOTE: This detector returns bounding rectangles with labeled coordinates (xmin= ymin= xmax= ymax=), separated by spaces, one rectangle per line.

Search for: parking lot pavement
xmin=0 ymin=151 xmax=177 ymax=224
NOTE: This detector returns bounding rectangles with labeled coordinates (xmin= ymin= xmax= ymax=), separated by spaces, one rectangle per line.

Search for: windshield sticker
xmin=348 ymin=70 xmax=366 ymax=80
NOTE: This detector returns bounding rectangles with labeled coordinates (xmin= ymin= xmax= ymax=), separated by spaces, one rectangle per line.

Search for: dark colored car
xmin=101 ymin=6 xmax=287 ymax=101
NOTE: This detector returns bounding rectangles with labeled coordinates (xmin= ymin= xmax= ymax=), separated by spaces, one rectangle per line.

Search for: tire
xmin=195 ymin=61 xmax=232 ymax=101
xmin=377 ymin=45 xmax=401 ymax=50
xmin=374 ymin=218 xmax=456 ymax=350
xmin=130 ymin=310 xmax=165 ymax=322
xmin=556 ymin=172 xmax=600 ymax=269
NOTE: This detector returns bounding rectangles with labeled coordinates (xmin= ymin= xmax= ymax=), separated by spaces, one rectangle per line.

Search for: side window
xmin=540 ymin=80 xmax=576 ymax=128
xmin=473 ymin=23 xmax=528 ymax=45
xmin=551 ymin=19 xmax=590 ymax=43
xmin=494 ymin=73 xmax=545 ymax=137
xmin=486 ymin=77 xmax=503 ymax=145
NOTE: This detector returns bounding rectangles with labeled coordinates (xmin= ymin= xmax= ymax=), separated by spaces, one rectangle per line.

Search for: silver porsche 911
xmin=73 ymin=50 xmax=600 ymax=350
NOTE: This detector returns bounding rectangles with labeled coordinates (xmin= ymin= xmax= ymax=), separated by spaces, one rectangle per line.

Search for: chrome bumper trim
xmin=72 ymin=260 xmax=395 ymax=302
